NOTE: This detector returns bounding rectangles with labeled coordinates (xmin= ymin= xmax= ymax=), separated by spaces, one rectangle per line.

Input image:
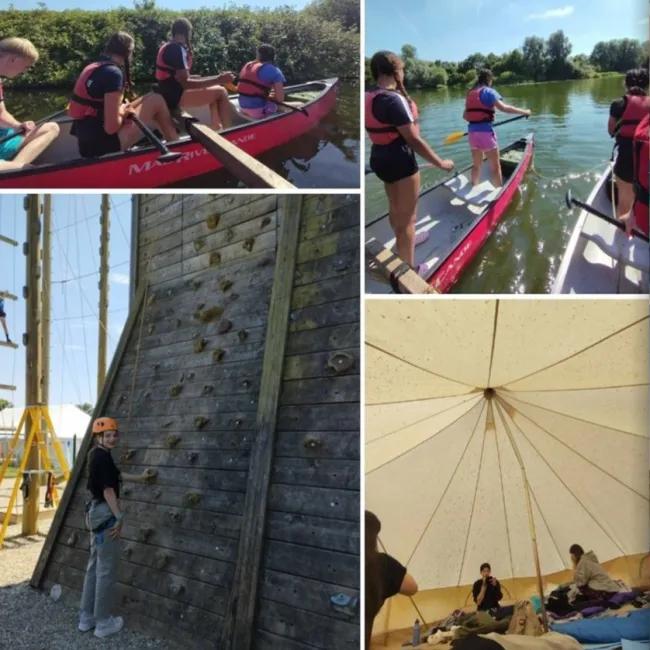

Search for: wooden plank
xmin=276 ymin=404 xmax=359 ymax=431
xmin=288 ymin=298 xmax=359 ymax=333
xmin=294 ymin=247 xmax=359 ymax=287
xmin=0 ymin=234 xmax=18 ymax=247
xmin=0 ymin=340 xmax=18 ymax=349
xmin=282 ymin=348 xmax=358 ymax=380
xmin=274 ymin=430 xmax=359 ymax=461
xmin=222 ymin=197 xmax=302 ymax=650
xmin=271 ymin=458 xmax=359 ymax=490
xmin=268 ymin=484 xmax=359 ymax=521
xmin=280 ymin=375 xmax=360 ymax=405
xmin=0 ymin=384 xmax=16 ymax=391
xmin=285 ymin=323 xmax=360 ymax=356
xmin=187 ymin=122 xmax=295 ymax=189
xmin=30 ymin=284 xmax=146 ymax=588
xmin=0 ymin=291 xmax=18 ymax=300
xmin=365 ymin=238 xmax=438 ymax=294
xmin=290 ymin=271 xmax=360 ymax=310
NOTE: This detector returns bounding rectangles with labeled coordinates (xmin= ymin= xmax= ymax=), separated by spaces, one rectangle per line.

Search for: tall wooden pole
xmin=41 ymin=195 xmax=51 ymax=406
xmin=97 ymin=195 xmax=110 ymax=395
xmin=23 ymin=195 xmax=42 ymax=535
xmin=494 ymin=398 xmax=549 ymax=631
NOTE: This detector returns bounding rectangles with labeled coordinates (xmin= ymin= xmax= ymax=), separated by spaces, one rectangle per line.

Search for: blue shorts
xmin=0 ymin=128 xmax=24 ymax=161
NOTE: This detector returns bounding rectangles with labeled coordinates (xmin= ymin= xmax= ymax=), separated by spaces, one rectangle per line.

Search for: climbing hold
xmin=117 ymin=393 xmax=126 ymax=405
xmin=229 ymin=293 xmax=240 ymax=302
xmin=143 ymin=468 xmax=157 ymax=483
xmin=121 ymin=449 xmax=136 ymax=462
xmin=184 ymin=491 xmax=202 ymax=507
xmin=169 ymin=582 xmax=185 ymax=596
xmin=165 ymin=434 xmax=181 ymax=448
xmin=186 ymin=451 xmax=199 ymax=463
xmin=212 ymin=348 xmax=225 ymax=363
xmin=147 ymin=323 xmax=155 ymax=335
xmin=162 ymin=420 xmax=173 ymax=428
xmin=66 ymin=531 xmax=78 ymax=546
xmin=327 ymin=352 xmax=355 ymax=374
xmin=303 ymin=435 xmax=323 ymax=450
xmin=226 ymin=227 xmax=235 ymax=242
xmin=242 ymin=237 xmax=255 ymax=252
xmin=219 ymin=279 xmax=233 ymax=292
xmin=193 ymin=337 xmax=208 ymax=353
xmin=153 ymin=552 xmax=171 ymax=569
xmin=209 ymin=251 xmax=221 ymax=266
xmin=50 ymin=584 xmax=62 ymax=602
xmin=138 ymin=527 xmax=154 ymax=542
xmin=165 ymin=288 xmax=174 ymax=298
xmin=187 ymin=371 xmax=195 ymax=380
xmin=123 ymin=545 xmax=133 ymax=558
xmin=146 ymin=293 xmax=156 ymax=306
xmin=330 ymin=593 xmax=358 ymax=617
xmin=170 ymin=384 xmax=183 ymax=397
xmin=206 ymin=214 xmax=220 ymax=229
xmin=217 ymin=319 xmax=232 ymax=334
xmin=122 ymin=486 xmax=131 ymax=496
xmin=194 ymin=306 xmax=223 ymax=322
xmin=175 ymin=318 xmax=182 ymax=328
xmin=168 ymin=510 xmax=182 ymax=523
xmin=153 ymin=488 xmax=162 ymax=499
xmin=192 ymin=279 xmax=202 ymax=291
xmin=241 ymin=379 xmax=251 ymax=388
xmin=237 ymin=329 xmax=248 ymax=342
xmin=260 ymin=216 xmax=271 ymax=228
xmin=193 ymin=237 xmax=206 ymax=252
xmin=194 ymin=416 xmax=209 ymax=429
xmin=153 ymin=363 xmax=161 ymax=373
xmin=234 ymin=418 xmax=243 ymax=428
xmin=202 ymin=385 xmax=214 ymax=395
xmin=334 ymin=257 xmax=350 ymax=272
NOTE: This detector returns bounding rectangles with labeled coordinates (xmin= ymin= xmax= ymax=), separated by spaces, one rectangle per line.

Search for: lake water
xmin=365 ymin=76 xmax=630 ymax=293
xmin=8 ymin=80 xmax=360 ymax=189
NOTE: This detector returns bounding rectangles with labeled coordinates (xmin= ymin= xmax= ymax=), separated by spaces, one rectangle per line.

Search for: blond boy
xmin=0 ymin=38 xmax=59 ymax=171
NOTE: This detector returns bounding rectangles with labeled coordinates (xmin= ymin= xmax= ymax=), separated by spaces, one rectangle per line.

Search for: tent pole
xmin=494 ymin=399 xmax=549 ymax=632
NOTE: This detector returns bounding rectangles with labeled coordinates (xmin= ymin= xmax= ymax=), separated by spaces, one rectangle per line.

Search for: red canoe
xmin=0 ymin=79 xmax=338 ymax=189
xmin=365 ymin=134 xmax=534 ymax=293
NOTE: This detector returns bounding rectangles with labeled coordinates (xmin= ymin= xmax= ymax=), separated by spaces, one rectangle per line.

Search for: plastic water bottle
xmin=412 ymin=619 xmax=421 ymax=647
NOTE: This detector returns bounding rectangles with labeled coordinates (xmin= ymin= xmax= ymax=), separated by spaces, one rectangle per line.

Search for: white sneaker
xmin=416 ymin=260 xmax=436 ymax=280
xmin=78 ymin=611 xmax=95 ymax=632
xmin=94 ymin=616 xmax=124 ymax=638
xmin=414 ymin=229 xmax=430 ymax=247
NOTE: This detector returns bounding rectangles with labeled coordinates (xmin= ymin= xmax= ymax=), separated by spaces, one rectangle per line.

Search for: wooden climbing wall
xmin=32 ymin=194 xmax=360 ymax=650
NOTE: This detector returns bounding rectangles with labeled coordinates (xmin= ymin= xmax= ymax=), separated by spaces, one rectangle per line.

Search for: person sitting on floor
xmin=473 ymin=562 xmax=504 ymax=616
xmin=570 ymin=544 xmax=621 ymax=600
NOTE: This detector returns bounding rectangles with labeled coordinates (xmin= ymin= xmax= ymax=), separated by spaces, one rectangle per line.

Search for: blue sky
xmin=366 ymin=0 xmax=648 ymax=61
xmin=9 ymin=0 xmax=312 ymax=10
xmin=0 ymin=195 xmax=132 ymax=410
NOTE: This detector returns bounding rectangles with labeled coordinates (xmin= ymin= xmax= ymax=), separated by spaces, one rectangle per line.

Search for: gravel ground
xmin=0 ymin=521 xmax=175 ymax=650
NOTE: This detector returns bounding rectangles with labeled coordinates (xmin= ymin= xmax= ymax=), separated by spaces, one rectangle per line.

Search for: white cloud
xmin=110 ymin=272 xmax=130 ymax=285
xmin=527 ymin=5 xmax=574 ymax=20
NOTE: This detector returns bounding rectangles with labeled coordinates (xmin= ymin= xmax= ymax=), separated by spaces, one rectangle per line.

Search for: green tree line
xmin=366 ymin=32 xmax=649 ymax=89
xmin=0 ymin=0 xmax=359 ymax=89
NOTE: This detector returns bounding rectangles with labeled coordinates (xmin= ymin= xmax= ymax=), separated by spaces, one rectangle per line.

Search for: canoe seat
xmin=581 ymin=232 xmax=649 ymax=272
xmin=444 ymin=174 xmax=499 ymax=214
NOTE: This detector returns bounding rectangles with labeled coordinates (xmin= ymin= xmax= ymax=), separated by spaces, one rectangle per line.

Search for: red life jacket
xmin=155 ymin=42 xmax=192 ymax=81
xmin=237 ymin=61 xmax=272 ymax=98
xmin=632 ymin=113 xmax=649 ymax=236
xmin=365 ymin=88 xmax=419 ymax=146
xmin=68 ymin=60 xmax=120 ymax=120
xmin=465 ymin=86 xmax=495 ymax=123
xmin=616 ymin=93 xmax=650 ymax=140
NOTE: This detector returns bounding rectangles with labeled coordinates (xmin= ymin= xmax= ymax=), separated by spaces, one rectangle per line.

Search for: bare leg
xmin=181 ymin=86 xmax=237 ymax=130
xmin=7 ymin=122 xmax=60 ymax=167
xmin=613 ymin=177 xmax=634 ymax=217
xmin=470 ymin=149 xmax=484 ymax=186
xmin=385 ymin=172 xmax=421 ymax=268
xmin=118 ymin=93 xmax=178 ymax=149
xmin=484 ymin=148 xmax=503 ymax=188
xmin=0 ymin=316 xmax=10 ymax=341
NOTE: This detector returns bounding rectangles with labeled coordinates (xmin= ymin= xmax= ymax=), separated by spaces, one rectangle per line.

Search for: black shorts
xmin=614 ymin=138 xmax=634 ymax=183
xmin=156 ymin=79 xmax=184 ymax=112
xmin=0 ymin=310 xmax=5 ymax=318
xmin=72 ymin=118 xmax=121 ymax=158
xmin=370 ymin=141 xmax=418 ymax=184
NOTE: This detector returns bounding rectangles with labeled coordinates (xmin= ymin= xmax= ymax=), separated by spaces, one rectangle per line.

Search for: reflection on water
xmin=9 ymin=81 xmax=360 ymax=189
xmin=365 ymin=75 xmax=627 ymax=293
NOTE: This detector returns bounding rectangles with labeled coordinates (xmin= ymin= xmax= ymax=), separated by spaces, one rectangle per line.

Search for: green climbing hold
xmin=206 ymin=214 xmax=220 ymax=229
xmin=212 ymin=349 xmax=225 ymax=362
xmin=209 ymin=251 xmax=221 ymax=266
xmin=193 ymin=237 xmax=206 ymax=252
xmin=165 ymin=434 xmax=181 ymax=448
xmin=217 ymin=319 xmax=232 ymax=334
xmin=193 ymin=337 xmax=208 ymax=353
xmin=194 ymin=416 xmax=209 ymax=429
xmin=170 ymin=384 xmax=183 ymax=397
xmin=195 ymin=306 xmax=223 ymax=322
xmin=219 ymin=278 xmax=233 ymax=292
xmin=243 ymin=237 xmax=255 ymax=252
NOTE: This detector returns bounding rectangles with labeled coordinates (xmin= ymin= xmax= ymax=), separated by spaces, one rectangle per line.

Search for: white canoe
xmin=553 ymin=164 xmax=649 ymax=294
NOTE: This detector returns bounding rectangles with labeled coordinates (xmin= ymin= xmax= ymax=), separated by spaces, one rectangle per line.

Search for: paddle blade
xmin=565 ymin=190 xmax=574 ymax=210
xmin=443 ymin=131 xmax=465 ymax=145
xmin=158 ymin=151 xmax=183 ymax=164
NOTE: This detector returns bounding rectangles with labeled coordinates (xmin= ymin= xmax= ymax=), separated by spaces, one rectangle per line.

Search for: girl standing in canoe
xmin=155 ymin=18 xmax=237 ymax=130
xmin=366 ymin=50 xmax=454 ymax=276
xmin=464 ymin=68 xmax=530 ymax=188
xmin=69 ymin=32 xmax=178 ymax=159
xmin=0 ymin=38 xmax=59 ymax=171
xmin=608 ymin=68 xmax=649 ymax=218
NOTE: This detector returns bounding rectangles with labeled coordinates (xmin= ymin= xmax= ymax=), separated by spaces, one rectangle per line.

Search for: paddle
xmin=0 ymin=108 xmax=67 ymax=147
xmin=565 ymin=189 xmax=649 ymax=243
xmin=224 ymin=81 xmax=309 ymax=117
xmin=443 ymin=114 xmax=529 ymax=145
xmin=127 ymin=113 xmax=182 ymax=163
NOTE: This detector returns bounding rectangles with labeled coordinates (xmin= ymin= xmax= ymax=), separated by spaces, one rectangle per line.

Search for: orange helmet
xmin=92 ymin=417 xmax=119 ymax=435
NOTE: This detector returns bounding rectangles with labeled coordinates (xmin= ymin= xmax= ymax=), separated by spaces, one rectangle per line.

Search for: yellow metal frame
xmin=0 ymin=405 xmax=71 ymax=547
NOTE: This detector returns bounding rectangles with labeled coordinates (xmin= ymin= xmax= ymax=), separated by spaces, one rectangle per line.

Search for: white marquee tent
xmin=365 ymin=299 xmax=649 ymax=633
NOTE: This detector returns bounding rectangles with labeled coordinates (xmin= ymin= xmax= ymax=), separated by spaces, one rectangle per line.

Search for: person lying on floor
xmin=570 ymin=544 xmax=621 ymax=600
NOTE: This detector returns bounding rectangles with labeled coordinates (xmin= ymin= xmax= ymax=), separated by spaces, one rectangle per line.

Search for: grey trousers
xmin=79 ymin=501 xmax=120 ymax=621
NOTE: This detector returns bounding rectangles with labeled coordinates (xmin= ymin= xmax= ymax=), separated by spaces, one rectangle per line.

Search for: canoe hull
xmin=552 ymin=165 xmax=649 ymax=294
xmin=0 ymin=80 xmax=338 ymax=189
xmin=429 ymin=135 xmax=534 ymax=293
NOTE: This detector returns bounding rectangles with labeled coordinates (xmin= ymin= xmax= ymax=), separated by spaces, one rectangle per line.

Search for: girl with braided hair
xmin=365 ymin=51 xmax=454 ymax=276
xmin=69 ymin=31 xmax=178 ymax=158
